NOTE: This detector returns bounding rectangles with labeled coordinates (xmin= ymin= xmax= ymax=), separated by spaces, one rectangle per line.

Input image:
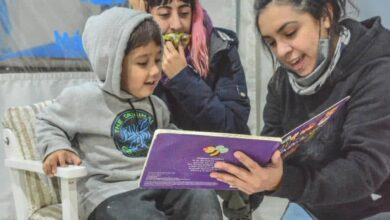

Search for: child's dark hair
xmin=124 ymin=18 xmax=162 ymax=55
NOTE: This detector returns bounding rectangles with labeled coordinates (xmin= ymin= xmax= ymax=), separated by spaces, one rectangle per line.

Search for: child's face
xmin=121 ymin=41 xmax=162 ymax=98
xmin=258 ymin=4 xmax=331 ymax=76
xmin=149 ymin=0 xmax=192 ymax=35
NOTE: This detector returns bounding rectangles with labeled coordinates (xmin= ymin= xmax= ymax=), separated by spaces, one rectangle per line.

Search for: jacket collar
xmin=208 ymin=28 xmax=237 ymax=60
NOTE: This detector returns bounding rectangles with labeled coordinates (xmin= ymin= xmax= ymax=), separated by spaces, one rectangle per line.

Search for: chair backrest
xmin=2 ymin=101 xmax=61 ymax=218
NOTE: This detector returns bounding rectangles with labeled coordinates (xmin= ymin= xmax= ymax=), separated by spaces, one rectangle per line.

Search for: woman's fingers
xmin=270 ymin=150 xmax=282 ymax=168
xmin=214 ymin=160 xmax=248 ymax=179
xmin=164 ymin=41 xmax=176 ymax=54
xmin=210 ymin=150 xmax=284 ymax=194
xmin=234 ymin=151 xmax=262 ymax=172
xmin=178 ymin=44 xmax=185 ymax=56
xmin=162 ymin=41 xmax=187 ymax=78
xmin=210 ymin=167 xmax=253 ymax=194
xmin=212 ymin=161 xmax=250 ymax=185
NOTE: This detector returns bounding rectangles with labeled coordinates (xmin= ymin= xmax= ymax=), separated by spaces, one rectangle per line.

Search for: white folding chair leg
xmin=8 ymin=168 xmax=30 ymax=220
xmin=61 ymin=178 xmax=79 ymax=220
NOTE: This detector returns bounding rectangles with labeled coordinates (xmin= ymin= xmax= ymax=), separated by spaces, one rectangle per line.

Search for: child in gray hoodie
xmin=36 ymin=7 xmax=222 ymax=220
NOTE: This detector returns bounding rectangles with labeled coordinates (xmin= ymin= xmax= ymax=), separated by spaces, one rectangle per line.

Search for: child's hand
xmin=163 ymin=41 xmax=187 ymax=79
xmin=43 ymin=150 xmax=81 ymax=177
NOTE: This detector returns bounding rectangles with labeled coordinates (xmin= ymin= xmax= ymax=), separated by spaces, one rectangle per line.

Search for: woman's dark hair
xmin=145 ymin=0 xmax=195 ymax=11
xmin=254 ymin=0 xmax=356 ymax=59
xmin=125 ymin=18 xmax=162 ymax=55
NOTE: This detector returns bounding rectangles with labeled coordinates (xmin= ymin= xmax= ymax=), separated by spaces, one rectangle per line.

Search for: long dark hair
xmin=254 ymin=0 xmax=356 ymax=59
xmin=124 ymin=18 xmax=162 ymax=55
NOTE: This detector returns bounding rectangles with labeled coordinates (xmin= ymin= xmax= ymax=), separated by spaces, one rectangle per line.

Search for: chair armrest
xmin=5 ymin=158 xmax=87 ymax=220
xmin=5 ymin=159 xmax=87 ymax=179
xmin=3 ymin=115 xmax=86 ymax=220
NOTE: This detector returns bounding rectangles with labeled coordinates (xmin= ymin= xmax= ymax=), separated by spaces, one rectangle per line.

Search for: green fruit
xmin=163 ymin=33 xmax=191 ymax=48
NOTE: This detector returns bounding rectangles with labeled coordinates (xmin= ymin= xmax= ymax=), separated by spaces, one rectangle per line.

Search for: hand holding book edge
xmin=210 ymin=150 xmax=283 ymax=195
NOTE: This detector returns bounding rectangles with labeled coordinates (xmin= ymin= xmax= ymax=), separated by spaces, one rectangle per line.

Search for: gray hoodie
xmin=36 ymin=7 xmax=176 ymax=218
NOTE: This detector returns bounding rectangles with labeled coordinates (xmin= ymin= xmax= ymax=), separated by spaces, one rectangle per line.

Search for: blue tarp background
xmin=0 ymin=0 xmax=128 ymax=61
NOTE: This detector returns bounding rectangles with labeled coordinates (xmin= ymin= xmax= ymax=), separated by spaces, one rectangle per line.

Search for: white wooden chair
xmin=2 ymin=101 xmax=87 ymax=220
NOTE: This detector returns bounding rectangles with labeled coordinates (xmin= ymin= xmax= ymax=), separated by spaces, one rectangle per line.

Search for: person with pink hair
xmin=130 ymin=1 xmax=252 ymax=219
xmin=131 ymin=0 xmax=250 ymax=134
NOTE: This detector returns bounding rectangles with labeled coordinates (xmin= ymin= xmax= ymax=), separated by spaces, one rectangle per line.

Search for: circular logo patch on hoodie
xmin=111 ymin=109 xmax=155 ymax=157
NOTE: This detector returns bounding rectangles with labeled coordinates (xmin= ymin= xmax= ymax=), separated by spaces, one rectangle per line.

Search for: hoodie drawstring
xmin=128 ymin=97 xmax=158 ymax=130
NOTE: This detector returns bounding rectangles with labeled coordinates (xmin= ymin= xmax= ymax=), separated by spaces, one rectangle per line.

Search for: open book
xmin=139 ymin=96 xmax=350 ymax=190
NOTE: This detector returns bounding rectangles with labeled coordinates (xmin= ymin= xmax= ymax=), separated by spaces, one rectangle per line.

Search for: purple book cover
xmin=139 ymin=96 xmax=350 ymax=190
xmin=139 ymin=131 xmax=281 ymax=190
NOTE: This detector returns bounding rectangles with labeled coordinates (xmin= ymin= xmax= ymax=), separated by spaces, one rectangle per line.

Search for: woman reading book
xmin=210 ymin=0 xmax=390 ymax=219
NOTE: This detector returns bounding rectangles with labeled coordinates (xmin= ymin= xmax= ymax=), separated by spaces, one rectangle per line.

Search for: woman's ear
xmin=323 ymin=15 xmax=331 ymax=29
xmin=322 ymin=3 xmax=334 ymax=29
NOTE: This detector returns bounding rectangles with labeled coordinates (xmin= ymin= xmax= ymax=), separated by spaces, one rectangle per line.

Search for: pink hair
xmin=190 ymin=0 xmax=210 ymax=77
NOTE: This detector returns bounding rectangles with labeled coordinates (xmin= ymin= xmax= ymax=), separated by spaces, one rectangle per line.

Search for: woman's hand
xmin=129 ymin=0 xmax=147 ymax=11
xmin=210 ymin=150 xmax=283 ymax=195
xmin=162 ymin=41 xmax=187 ymax=79
xmin=43 ymin=149 xmax=81 ymax=177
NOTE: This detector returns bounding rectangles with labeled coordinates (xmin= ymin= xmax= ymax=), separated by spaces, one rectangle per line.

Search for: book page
xmin=280 ymin=96 xmax=350 ymax=157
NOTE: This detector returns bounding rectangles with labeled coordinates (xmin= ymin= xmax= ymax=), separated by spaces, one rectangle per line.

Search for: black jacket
xmin=155 ymin=28 xmax=250 ymax=134
xmin=261 ymin=17 xmax=390 ymax=219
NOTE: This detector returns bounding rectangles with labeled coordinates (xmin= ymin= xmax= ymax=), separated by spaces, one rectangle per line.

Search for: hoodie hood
xmin=82 ymin=7 xmax=152 ymax=99
xmin=331 ymin=17 xmax=390 ymax=82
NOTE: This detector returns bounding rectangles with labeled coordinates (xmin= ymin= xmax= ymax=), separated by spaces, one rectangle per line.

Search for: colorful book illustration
xmin=139 ymin=96 xmax=350 ymax=190
xmin=279 ymin=96 xmax=350 ymax=157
